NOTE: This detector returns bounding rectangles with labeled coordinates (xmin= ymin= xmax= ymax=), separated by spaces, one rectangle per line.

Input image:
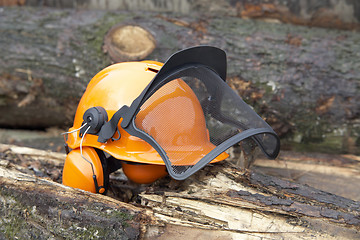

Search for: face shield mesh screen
xmin=134 ymin=66 xmax=278 ymax=178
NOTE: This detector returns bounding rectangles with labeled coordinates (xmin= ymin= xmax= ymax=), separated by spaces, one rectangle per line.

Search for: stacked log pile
xmin=0 ymin=7 xmax=359 ymax=154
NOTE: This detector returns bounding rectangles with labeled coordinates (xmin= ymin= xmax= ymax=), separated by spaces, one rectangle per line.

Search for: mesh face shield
xmin=98 ymin=46 xmax=280 ymax=180
xmin=131 ymin=65 xmax=279 ymax=179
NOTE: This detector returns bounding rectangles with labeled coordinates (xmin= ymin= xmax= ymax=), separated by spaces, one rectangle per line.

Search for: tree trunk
xmin=0 ymin=7 xmax=359 ymax=155
xmin=1 ymin=144 xmax=359 ymax=239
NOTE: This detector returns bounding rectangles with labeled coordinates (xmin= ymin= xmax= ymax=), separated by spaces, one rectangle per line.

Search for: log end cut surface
xmin=104 ymin=25 xmax=156 ymax=62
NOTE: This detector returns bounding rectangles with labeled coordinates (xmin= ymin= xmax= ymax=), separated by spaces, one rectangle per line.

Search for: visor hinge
xmin=97 ymin=105 xmax=129 ymax=143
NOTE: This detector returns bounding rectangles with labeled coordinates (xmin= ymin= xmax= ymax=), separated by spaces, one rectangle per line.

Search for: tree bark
xmin=0 ymin=168 xmax=155 ymax=239
xmin=1 ymin=144 xmax=359 ymax=239
xmin=0 ymin=7 xmax=359 ymax=154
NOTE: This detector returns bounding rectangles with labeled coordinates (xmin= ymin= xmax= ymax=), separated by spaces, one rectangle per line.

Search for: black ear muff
xmin=81 ymin=106 xmax=108 ymax=135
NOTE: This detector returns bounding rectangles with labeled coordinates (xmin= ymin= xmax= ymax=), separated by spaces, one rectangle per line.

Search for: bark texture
xmin=0 ymin=144 xmax=360 ymax=239
xmin=0 ymin=7 xmax=359 ymax=154
xmin=0 ymin=147 xmax=154 ymax=239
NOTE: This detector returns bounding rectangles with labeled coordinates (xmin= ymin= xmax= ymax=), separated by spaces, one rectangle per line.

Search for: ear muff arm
xmin=95 ymin=149 xmax=109 ymax=194
xmin=92 ymin=174 xmax=105 ymax=194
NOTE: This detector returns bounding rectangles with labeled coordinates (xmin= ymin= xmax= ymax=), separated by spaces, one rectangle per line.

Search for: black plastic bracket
xmin=97 ymin=105 xmax=129 ymax=143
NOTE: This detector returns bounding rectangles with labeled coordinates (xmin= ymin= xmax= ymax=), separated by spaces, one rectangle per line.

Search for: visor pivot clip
xmin=97 ymin=105 xmax=129 ymax=143
xmin=111 ymin=128 xmax=121 ymax=141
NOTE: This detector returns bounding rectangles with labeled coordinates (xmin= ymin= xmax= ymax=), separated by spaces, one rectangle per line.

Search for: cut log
xmin=103 ymin=24 xmax=156 ymax=62
xmin=0 ymin=7 xmax=359 ymax=155
xmin=1 ymin=144 xmax=359 ymax=239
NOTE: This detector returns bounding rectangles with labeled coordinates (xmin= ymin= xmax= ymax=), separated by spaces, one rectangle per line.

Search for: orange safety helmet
xmin=62 ymin=46 xmax=280 ymax=193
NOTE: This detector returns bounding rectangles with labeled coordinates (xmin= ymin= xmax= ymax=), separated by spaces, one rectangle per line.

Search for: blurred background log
xmin=0 ymin=6 xmax=359 ymax=155
xmin=2 ymin=0 xmax=360 ymax=30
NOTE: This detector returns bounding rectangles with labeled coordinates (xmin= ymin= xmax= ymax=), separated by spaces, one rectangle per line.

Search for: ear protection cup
xmin=62 ymin=147 xmax=108 ymax=194
xmin=122 ymin=162 xmax=168 ymax=184
xmin=82 ymin=106 xmax=108 ymax=135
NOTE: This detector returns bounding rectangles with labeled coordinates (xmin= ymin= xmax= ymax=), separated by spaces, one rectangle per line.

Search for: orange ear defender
xmin=62 ymin=46 xmax=280 ymax=194
xmin=62 ymin=147 xmax=108 ymax=194
xmin=121 ymin=162 xmax=168 ymax=184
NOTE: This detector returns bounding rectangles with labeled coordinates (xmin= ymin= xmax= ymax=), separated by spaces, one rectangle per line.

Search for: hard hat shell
xmin=66 ymin=61 xmax=228 ymax=165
